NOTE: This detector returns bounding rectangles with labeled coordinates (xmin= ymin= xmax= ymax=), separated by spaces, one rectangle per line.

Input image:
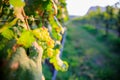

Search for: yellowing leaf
xmin=10 ymin=0 xmax=25 ymax=7
xmin=17 ymin=31 xmax=35 ymax=48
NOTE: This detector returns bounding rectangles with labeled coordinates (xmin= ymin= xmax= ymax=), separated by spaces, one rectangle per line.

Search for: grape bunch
xmin=0 ymin=0 xmax=68 ymax=79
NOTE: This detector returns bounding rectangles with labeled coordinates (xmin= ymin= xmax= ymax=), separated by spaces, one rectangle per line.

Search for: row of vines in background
xmin=0 ymin=0 xmax=69 ymax=80
xmin=76 ymin=2 xmax=120 ymax=37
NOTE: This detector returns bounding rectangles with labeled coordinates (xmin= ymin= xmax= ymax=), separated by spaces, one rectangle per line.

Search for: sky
xmin=66 ymin=0 xmax=119 ymax=16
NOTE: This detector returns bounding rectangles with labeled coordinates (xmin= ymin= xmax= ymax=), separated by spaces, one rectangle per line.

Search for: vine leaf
xmin=17 ymin=30 xmax=35 ymax=48
xmin=9 ymin=0 xmax=25 ymax=7
xmin=1 ymin=28 xmax=14 ymax=40
xmin=0 ymin=18 xmax=18 ymax=33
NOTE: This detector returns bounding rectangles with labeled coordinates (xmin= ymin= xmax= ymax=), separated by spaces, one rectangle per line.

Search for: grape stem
xmin=13 ymin=7 xmax=30 ymax=30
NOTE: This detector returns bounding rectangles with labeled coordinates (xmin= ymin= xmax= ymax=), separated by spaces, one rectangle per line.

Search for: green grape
xmin=46 ymin=48 xmax=54 ymax=58
xmin=32 ymin=27 xmax=49 ymax=41
xmin=38 ymin=41 xmax=47 ymax=49
xmin=32 ymin=28 xmax=42 ymax=39
xmin=53 ymin=27 xmax=62 ymax=33
xmin=57 ymin=33 xmax=62 ymax=41
xmin=54 ymin=49 xmax=60 ymax=55
xmin=46 ymin=39 xmax=54 ymax=48
xmin=33 ymin=27 xmax=55 ymax=49
xmin=50 ymin=55 xmax=68 ymax=71
xmin=52 ymin=32 xmax=62 ymax=41
xmin=60 ymin=61 xmax=69 ymax=71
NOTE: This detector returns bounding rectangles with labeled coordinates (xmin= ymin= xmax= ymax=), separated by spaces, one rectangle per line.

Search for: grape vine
xmin=0 ymin=0 xmax=68 ymax=80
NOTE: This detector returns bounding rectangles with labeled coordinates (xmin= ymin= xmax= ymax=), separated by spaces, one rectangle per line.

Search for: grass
xmin=56 ymin=20 xmax=120 ymax=80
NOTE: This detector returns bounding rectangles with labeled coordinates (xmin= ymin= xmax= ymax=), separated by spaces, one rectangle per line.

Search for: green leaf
xmin=17 ymin=30 xmax=35 ymax=48
xmin=1 ymin=28 xmax=14 ymax=40
xmin=0 ymin=18 xmax=18 ymax=33
xmin=10 ymin=0 xmax=25 ymax=7
xmin=29 ymin=46 xmax=38 ymax=59
xmin=54 ymin=43 xmax=62 ymax=49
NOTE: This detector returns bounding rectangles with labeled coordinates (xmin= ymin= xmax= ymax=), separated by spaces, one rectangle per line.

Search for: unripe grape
xmin=55 ymin=49 xmax=60 ymax=54
xmin=46 ymin=48 xmax=53 ymax=58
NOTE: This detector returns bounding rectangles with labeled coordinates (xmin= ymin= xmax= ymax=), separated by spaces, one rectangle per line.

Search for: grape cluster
xmin=0 ymin=0 xmax=68 ymax=79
